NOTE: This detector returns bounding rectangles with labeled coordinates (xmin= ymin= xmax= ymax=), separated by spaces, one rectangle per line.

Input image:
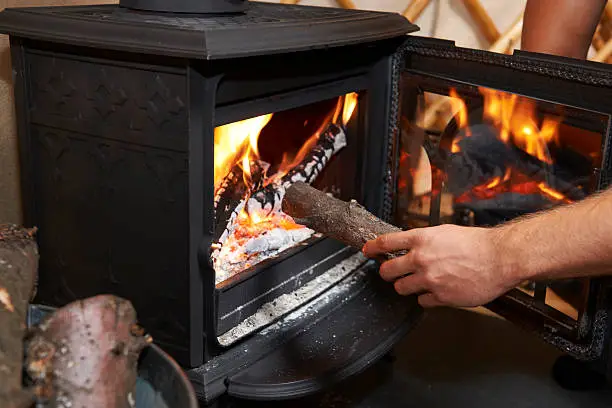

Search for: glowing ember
xmin=234 ymin=207 xmax=303 ymax=240
xmin=538 ymin=182 xmax=567 ymax=202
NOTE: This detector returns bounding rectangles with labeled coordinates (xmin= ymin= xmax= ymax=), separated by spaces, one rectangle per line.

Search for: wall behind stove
xmin=0 ymin=0 xmax=524 ymax=224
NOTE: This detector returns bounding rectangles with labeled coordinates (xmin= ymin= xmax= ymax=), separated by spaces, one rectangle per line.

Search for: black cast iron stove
xmin=0 ymin=0 xmax=424 ymax=403
xmin=3 ymin=0 xmax=612 ymax=404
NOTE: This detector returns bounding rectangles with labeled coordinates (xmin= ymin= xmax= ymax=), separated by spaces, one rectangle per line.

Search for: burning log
xmin=245 ymin=123 xmax=347 ymax=217
xmin=0 ymin=225 xmax=38 ymax=408
xmin=282 ymin=182 xmax=405 ymax=261
xmin=214 ymin=159 xmax=269 ymax=241
xmin=215 ymin=123 xmax=346 ymax=246
xmin=214 ymin=160 xmax=269 ymax=209
xmin=26 ymin=295 xmax=150 ymax=408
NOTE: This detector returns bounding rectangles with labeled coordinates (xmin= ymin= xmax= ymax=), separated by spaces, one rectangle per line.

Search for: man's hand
xmin=362 ymin=224 xmax=522 ymax=308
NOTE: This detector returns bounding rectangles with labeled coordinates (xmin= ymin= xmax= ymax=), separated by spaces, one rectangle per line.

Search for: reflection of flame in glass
xmin=450 ymin=87 xmax=568 ymax=203
xmin=448 ymin=88 xmax=470 ymax=153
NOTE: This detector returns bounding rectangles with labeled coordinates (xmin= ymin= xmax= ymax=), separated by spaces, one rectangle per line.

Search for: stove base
xmin=189 ymin=262 xmax=423 ymax=404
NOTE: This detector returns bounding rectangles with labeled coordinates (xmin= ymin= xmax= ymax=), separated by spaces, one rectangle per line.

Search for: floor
xmin=228 ymin=307 xmax=612 ymax=408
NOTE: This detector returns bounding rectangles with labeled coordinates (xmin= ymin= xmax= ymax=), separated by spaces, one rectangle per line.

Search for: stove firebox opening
xmin=397 ymin=78 xmax=607 ymax=335
xmin=213 ymin=93 xmax=360 ymax=285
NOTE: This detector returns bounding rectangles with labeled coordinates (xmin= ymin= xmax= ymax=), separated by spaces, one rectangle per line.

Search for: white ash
xmin=217 ymin=252 xmax=367 ymax=346
xmin=214 ymin=227 xmax=316 ymax=284
xmin=244 ymin=227 xmax=314 ymax=254
xmin=261 ymin=268 xmax=368 ymax=335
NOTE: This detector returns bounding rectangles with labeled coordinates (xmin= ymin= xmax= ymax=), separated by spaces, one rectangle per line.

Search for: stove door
xmin=397 ymin=36 xmax=612 ymax=364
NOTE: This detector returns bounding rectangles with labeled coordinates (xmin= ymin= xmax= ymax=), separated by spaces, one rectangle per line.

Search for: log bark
xmin=282 ymin=182 xmax=405 ymax=260
xmin=26 ymin=295 xmax=150 ymax=408
xmin=0 ymin=224 xmax=39 ymax=408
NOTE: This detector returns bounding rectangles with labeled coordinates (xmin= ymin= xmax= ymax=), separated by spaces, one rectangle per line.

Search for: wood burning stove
xmin=1 ymin=1 xmax=612 ymax=404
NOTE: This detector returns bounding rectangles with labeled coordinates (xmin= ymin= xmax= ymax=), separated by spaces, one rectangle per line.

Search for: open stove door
xmin=398 ymin=36 xmax=612 ymax=368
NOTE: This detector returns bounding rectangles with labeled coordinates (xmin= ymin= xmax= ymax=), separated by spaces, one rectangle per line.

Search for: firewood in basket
xmin=245 ymin=123 xmax=347 ymax=217
xmin=25 ymin=295 xmax=151 ymax=408
xmin=282 ymin=182 xmax=407 ymax=261
xmin=0 ymin=224 xmax=39 ymax=408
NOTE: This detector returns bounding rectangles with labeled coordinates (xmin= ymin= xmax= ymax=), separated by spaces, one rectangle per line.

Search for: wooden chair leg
xmin=335 ymin=0 xmax=357 ymax=9
xmin=461 ymin=0 xmax=500 ymax=45
xmin=593 ymin=39 xmax=612 ymax=62
xmin=403 ymin=0 xmax=432 ymax=22
xmin=489 ymin=13 xmax=523 ymax=54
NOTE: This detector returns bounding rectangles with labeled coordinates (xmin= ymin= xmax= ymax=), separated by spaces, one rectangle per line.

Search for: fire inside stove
xmin=213 ymin=93 xmax=359 ymax=283
xmin=398 ymin=86 xmax=602 ymax=228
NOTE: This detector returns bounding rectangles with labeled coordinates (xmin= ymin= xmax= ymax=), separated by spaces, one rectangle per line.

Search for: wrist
xmin=489 ymin=223 xmax=537 ymax=289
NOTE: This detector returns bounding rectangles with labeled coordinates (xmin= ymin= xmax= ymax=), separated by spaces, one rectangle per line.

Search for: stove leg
xmin=552 ymin=355 xmax=608 ymax=391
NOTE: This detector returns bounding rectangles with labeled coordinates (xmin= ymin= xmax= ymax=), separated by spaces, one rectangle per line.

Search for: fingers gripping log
xmin=0 ymin=224 xmax=39 ymax=408
xmin=282 ymin=182 xmax=406 ymax=260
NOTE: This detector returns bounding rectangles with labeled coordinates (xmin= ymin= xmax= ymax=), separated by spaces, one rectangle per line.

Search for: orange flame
xmin=342 ymin=92 xmax=359 ymax=126
xmin=479 ymin=88 xmax=560 ymax=163
xmin=214 ymin=93 xmax=359 ymax=245
xmin=448 ymin=89 xmax=470 ymax=153
xmin=214 ymin=114 xmax=273 ymax=190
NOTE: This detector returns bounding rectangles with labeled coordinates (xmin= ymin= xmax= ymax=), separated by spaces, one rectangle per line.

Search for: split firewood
xmin=26 ymin=295 xmax=151 ymax=408
xmin=0 ymin=224 xmax=39 ymax=408
xmin=282 ymin=181 xmax=406 ymax=260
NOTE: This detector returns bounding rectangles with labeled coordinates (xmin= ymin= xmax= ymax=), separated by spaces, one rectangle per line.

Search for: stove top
xmin=0 ymin=2 xmax=417 ymax=59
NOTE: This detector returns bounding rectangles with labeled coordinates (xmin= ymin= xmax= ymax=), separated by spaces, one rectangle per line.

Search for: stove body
xmin=2 ymin=1 xmax=612 ymax=404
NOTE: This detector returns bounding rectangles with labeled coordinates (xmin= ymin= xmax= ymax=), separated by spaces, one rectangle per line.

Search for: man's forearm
xmin=497 ymin=187 xmax=612 ymax=282
xmin=522 ymin=0 xmax=606 ymax=59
